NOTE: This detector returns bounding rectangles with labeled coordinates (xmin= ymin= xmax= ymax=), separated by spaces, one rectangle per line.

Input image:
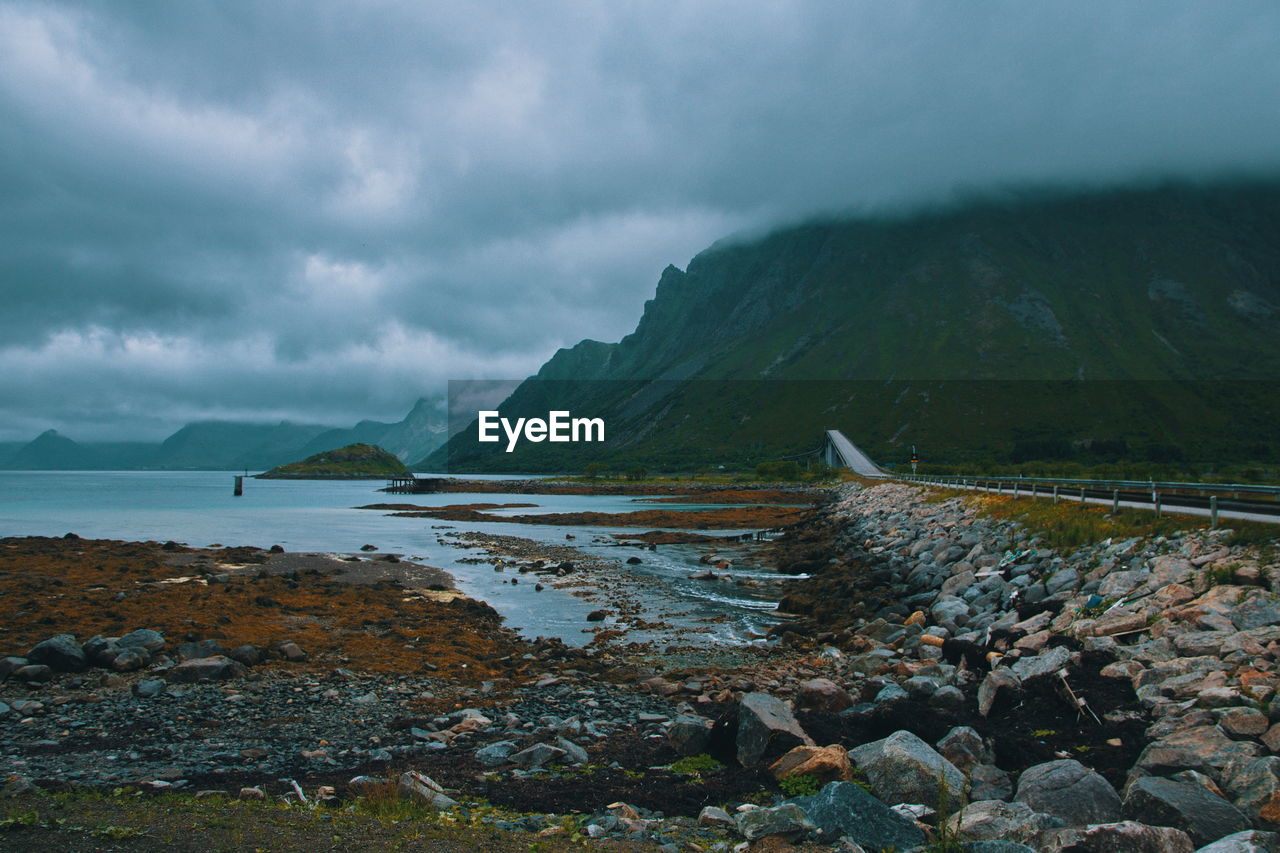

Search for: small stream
xmin=0 ymin=471 xmax=792 ymax=646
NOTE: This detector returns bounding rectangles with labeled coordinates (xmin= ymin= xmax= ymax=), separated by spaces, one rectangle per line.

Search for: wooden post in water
xmin=234 ymin=475 xmax=243 ymax=496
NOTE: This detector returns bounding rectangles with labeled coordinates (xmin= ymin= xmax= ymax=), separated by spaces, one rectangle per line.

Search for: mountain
xmin=3 ymin=395 xmax=449 ymax=471
xmin=154 ymin=421 xmax=332 ymax=470
xmin=258 ymin=443 xmax=411 ymax=479
xmin=434 ymin=180 xmax=1280 ymax=473
xmin=8 ymin=430 xmax=99 ymax=470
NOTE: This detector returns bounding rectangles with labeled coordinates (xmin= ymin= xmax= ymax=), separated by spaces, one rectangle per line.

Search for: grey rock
xmin=1136 ymin=725 xmax=1264 ymax=781
xmin=734 ymin=803 xmax=815 ymax=841
xmin=1010 ymin=645 xmax=1073 ymax=681
xmin=961 ymin=842 xmax=1038 ymax=853
xmin=667 ymin=716 xmax=711 ymax=757
xmin=1032 ymin=820 xmax=1194 ymax=852
xmin=0 ymin=656 xmax=27 ymax=677
xmin=1195 ymin=830 xmax=1280 ymax=852
xmin=785 ymin=781 xmax=924 ymax=848
xmin=936 ymin=726 xmax=990 ymax=773
xmin=474 ymin=740 xmax=518 ymax=766
xmin=1014 ymin=758 xmax=1122 ymax=826
xmin=83 ymin=635 xmax=122 ymax=666
xmin=509 ymin=743 xmax=565 ymax=767
xmin=111 ymin=648 xmax=150 ymax=672
xmin=848 ymin=729 xmax=966 ymax=809
xmin=15 ymin=664 xmax=53 ymax=682
xmin=1226 ymin=756 xmax=1280 ymax=828
xmin=697 ymin=806 xmax=735 ymax=828
xmin=397 ymin=770 xmax=457 ymax=809
xmin=167 ymin=655 xmax=247 ymax=683
xmin=978 ymin=668 xmax=1021 ymax=717
xmin=946 ymin=799 xmax=1063 ymax=843
xmin=795 ymin=678 xmax=855 ymax=713
xmin=118 ymin=629 xmax=166 ymax=653
xmin=28 ymin=634 xmax=88 ymax=672
xmin=1232 ymin=594 xmax=1280 ymax=631
xmin=0 ymin=701 xmax=9 ymax=718
xmin=229 ymin=645 xmax=261 ymax=666
xmin=735 ymin=692 xmax=814 ymax=767
xmin=177 ymin=640 xmax=227 ymax=661
xmin=874 ymin=683 xmax=909 ymax=703
xmin=276 ymin=641 xmax=307 ymax=662
xmin=902 ymin=675 xmax=939 ymax=699
xmin=556 ymin=736 xmax=588 ymax=764
xmin=929 ymin=685 xmax=965 ymax=711
xmin=970 ymin=763 xmax=1014 ymax=801
xmin=1045 ymin=568 xmax=1079 ymax=595
xmin=134 ymin=679 xmax=166 ymax=698
xmin=1123 ymin=775 xmax=1250 ymax=846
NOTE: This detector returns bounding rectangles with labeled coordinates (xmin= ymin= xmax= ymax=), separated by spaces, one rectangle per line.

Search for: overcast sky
xmin=2 ymin=1 xmax=1278 ymax=441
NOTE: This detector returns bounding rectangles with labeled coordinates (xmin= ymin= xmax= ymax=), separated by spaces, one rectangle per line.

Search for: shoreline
xmin=3 ymin=478 xmax=1279 ymax=850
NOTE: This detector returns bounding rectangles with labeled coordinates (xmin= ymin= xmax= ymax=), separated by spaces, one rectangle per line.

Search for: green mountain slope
xmin=435 ymin=181 xmax=1280 ymax=473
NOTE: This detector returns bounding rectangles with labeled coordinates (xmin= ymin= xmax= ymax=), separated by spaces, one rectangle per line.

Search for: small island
xmin=257 ymin=443 xmax=411 ymax=479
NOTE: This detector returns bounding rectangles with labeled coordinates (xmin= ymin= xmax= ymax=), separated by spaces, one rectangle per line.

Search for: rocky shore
xmin=4 ymin=479 xmax=1280 ymax=852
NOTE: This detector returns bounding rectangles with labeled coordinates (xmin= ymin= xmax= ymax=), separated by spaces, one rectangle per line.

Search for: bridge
xmin=821 ymin=429 xmax=1279 ymax=524
xmin=822 ymin=429 xmax=889 ymax=477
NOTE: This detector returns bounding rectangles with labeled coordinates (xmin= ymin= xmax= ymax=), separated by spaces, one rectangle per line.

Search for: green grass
xmin=978 ymin=496 xmax=1202 ymax=552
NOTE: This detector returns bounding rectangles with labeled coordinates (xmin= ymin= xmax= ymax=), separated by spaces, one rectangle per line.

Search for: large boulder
xmin=396 ymin=770 xmax=457 ymax=809
xmin=82 ymin=635 xmax=122 ymax=666
xmin=118 ymin=628 xmax=166 ymax=653
xmin=795 ymin=678 xmax=854 ymax=713
xmin=666 ymin=716 xmax=711 ymax=757
xmin=1136 ymin=726 xmax=1265 ymax=784
xmin=734 ymin=803 xmax=814 ymax=841
xmin=733 ymin=692 xmax=813 ymax=767
xmin=849 ymin=729 xmax=966 ymax=809
xmin=937 ymin=726 xmax=992 ymax=773
xmin=1195 ymin=830 xmax=1280 ymax=852
xmin=944 ymin=799 xmax=1063 ymax=843
xmin=785 ymin=780 xmax=925 ymax=848
xmin=769 ymin=744 xmax=853 ymax=784
xmin=1226 ymin=757 xmax=1280 ymax=829
xmin=1013 ymin=759 xmax=1122 ymax=826
xmin=1122 ymin=775 xmax=1251 ymax=846
xmin=27 ymin=634 xmax=88 ymax=672
xmin=167 ymin=655 xmax=246 ymax=683
xmin=1032 ymin=820 xmax=1193 ymax=852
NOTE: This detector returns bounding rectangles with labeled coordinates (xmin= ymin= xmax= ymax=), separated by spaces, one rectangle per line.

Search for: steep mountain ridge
xmin=438 ymin=180 xmax=1280 ymax=472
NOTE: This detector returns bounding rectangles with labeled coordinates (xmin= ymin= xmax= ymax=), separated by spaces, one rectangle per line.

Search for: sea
xmin=0 ymin=471 xmax=785 ymax=646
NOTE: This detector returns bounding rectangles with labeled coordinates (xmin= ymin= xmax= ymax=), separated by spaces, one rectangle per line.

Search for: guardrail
xmin=894 ymin=472 xmax=1280 ymax=525
xmin=897 ymin=473 xmax=1280 ymax=498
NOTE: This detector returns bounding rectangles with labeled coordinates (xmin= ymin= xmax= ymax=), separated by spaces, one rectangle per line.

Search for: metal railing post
xmin=1112 ymin=489 xmax=1119 ymax=515
xmin=1210 ymin=496 xmax=1218 ymax=529
xmin=1052 ymin=485 xmax=1059 ymax=505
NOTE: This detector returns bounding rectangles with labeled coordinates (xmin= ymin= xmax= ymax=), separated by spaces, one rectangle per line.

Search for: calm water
xmin=0 ymin=471 xmax=783 ymax=645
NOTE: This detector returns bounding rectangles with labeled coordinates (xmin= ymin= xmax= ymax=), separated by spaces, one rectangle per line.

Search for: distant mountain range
xmin=1 ymin=397 xmax=448 ymax=472
xmin=434 ymin=180 xmax=1280 ymax=472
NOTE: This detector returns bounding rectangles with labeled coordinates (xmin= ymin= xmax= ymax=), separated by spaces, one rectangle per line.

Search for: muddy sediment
xmin=363 ymin=502 xmax=810 ymax=529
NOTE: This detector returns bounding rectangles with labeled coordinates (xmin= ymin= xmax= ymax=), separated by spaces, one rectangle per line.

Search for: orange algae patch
xmin=0 ymin=536 xmax=532 ymax=682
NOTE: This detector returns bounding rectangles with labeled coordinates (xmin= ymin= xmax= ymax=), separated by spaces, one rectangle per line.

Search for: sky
xmin=2 ymin=1 xmax=1279 ymax=442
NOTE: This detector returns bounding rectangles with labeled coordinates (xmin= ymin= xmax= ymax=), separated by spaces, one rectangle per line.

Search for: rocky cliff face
xmin=540 ymin=182 xmax=1280 ymax=384
xmin=437 ymin=181 xmax=1280 ymax=472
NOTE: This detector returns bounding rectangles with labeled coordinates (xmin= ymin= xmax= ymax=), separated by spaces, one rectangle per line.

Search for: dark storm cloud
xmin=1 ymin=0 xmax=1278 ymax=440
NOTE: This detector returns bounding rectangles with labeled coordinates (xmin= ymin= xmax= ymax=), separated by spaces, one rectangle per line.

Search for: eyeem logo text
xmin=477 ymin=410 xmax=605 ymax=452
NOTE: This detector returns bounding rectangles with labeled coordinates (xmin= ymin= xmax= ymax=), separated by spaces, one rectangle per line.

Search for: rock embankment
xmin=4 ymin=480 xmax=1280 ymax=853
